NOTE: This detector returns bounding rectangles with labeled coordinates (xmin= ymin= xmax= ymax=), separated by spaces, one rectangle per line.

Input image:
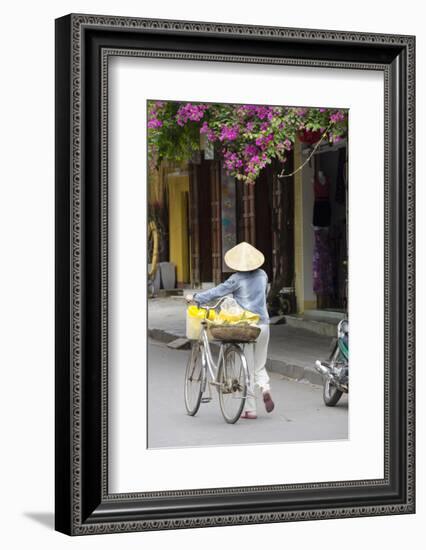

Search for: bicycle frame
xmin=193 ymin=296 xmax=250 ymax=392
xmin=184 ymin=297 xmax=252 ymax=423
xmin=198 ymin=321 xmax=225 ymax=388
xmin=196 ymin=297 xmax=226 ymax=376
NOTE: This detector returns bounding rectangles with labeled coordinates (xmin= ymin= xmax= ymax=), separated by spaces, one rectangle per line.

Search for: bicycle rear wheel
xmin=184 ymin=341 xmax=205 ymax=416
xmin=218 ymin=345 xmax=248 ymax=424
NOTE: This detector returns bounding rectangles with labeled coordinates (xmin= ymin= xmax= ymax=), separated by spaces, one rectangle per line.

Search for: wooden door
xmin=270 ymin=156 xmax=294 ymax=288
xmin=254 ymin=166 xmax=273 ymax=280
xmin=210 ymin=160 xmax=222 ymax=284
xmin=188 ymin=159 xmax=214 ymax=286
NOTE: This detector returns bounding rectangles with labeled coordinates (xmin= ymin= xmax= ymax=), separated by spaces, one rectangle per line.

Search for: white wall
xmin=0 ymin=1 xmax=423 ymax=548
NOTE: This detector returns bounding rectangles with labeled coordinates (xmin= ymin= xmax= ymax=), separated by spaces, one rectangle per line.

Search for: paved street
xmin=147 ymin=338 xmax=348 ymax=449
xmin=148 ymin=296 xmax=336 ymax=385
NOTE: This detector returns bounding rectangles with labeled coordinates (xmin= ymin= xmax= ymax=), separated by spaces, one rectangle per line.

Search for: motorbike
xmin=314 ymin=318 xmax=348 ymax=406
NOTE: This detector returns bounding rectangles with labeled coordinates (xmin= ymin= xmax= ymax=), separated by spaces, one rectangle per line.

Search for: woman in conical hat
xmin=185 ymin=241 xmax=274 ymax=418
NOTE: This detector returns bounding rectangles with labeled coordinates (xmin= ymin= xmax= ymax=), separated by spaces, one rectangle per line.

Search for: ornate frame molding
xmin=55 ymin=14 xmax=415 ymax=535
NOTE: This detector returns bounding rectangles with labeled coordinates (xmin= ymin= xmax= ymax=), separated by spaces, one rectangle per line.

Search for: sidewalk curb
xmin=148 ymin=328 xmax=323 ymax=386
xmin=148 ymin=328 xmax=182 ymax=345
xmin=284 ymin=316 xmax=337 ymax=338
xmin=266 ymin=358 xmax=323 ymax=386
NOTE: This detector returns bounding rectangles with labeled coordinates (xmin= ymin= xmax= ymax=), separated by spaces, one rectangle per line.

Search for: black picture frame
xmin=55 ymin=13 xmax=415 ymax=535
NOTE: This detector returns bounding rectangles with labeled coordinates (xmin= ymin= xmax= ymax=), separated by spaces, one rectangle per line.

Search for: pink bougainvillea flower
xmin=277 ymin=138 xmax=292 ymax=151
xmin=200 ymin=121 xmax=217 ymax=141
xmin=176 ymin=103 xmax=208 ymax=126
xmin=255 ymin=106 xmax=269 ymax=120
xmin=219 ymin=125 xmax=239 ymax=141
xmin=241 ymin=104 xmax=258 ymax=115
xmin=148 ymin=100 xmax=348 ymax=184
xmin=148 ymin=118 xmax=163 ymax=129
xmin=296 ymin=107 xmax=308 ymax=116
xmin=244 ymin=144 xmax=258 ymax=157
xmin=329 ymin=110 xmax=345 ymax=123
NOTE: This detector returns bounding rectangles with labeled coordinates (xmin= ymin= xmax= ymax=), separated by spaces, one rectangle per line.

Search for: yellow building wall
xmin=167 ymin=174 xmax=190 ymax=285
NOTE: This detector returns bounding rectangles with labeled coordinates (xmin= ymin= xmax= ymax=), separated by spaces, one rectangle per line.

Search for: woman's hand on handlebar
xmin=185 ymin=293 xmax=195 ymax=304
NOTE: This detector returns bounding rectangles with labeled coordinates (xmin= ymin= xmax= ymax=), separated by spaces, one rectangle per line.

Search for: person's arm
xmin=191 ymin=275 xmax=240 ymax=305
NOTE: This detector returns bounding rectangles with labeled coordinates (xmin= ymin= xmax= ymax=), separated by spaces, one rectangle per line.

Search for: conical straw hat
xmin=224 ymin=242 xmax=265 ymax=272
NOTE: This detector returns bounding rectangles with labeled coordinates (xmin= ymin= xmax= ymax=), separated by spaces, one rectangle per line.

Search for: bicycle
xmin=184 ymin=297 xmax=251 ymax=424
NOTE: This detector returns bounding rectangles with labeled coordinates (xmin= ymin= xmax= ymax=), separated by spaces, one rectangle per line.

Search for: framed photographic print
xmin=55 ymin=14 xmax=415 ymax=535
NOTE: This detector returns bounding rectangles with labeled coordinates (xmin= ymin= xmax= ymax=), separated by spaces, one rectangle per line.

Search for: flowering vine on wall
xmin=148 ymin=101 xmax=348 ymax=184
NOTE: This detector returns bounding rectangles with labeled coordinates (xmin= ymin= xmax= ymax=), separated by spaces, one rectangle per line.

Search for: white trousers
xmin=243 ymin=324 xmax=270 ymax=413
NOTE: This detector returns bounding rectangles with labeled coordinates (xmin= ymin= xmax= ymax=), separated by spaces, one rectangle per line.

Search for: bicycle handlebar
xmin=193 ymin=295 xmax=228 ymax=313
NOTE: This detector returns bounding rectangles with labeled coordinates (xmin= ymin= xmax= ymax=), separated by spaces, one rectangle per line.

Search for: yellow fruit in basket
xmin=218 ymin=309 xmax=259 ymax=324
xmin=187 ymin=305 xmax=215 ymax=320
xmin=187 ymin=305 xmax=199 ymax=317
xmin=218 ymin=311 xmax=238 ymax=323
xmin=186 ymin=305 xmax=218 ymax=340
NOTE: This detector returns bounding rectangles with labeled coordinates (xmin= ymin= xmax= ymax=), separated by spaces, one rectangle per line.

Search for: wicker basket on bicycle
xmin=207 ymin=321 xmax=260 ymax=343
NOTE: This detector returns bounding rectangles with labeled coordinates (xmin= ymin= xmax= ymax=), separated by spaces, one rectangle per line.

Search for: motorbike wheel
xmin=323 ymin=378 xmax=343 ymax=406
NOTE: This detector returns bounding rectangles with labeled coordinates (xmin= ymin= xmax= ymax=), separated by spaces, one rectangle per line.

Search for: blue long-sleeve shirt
xmin=194 ymin=269 xmax=269 ymax=324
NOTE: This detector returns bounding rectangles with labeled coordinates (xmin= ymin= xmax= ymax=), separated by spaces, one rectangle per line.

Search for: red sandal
xmin=240 ymin=411 xmax=257 ymax=419
xmin=263 ymin=391 xmax=275 ymax=413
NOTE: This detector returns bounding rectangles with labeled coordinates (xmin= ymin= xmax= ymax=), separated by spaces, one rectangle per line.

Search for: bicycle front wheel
xmin=218 ymin=345 xmax=248 ymax=424
xmin=184 ymin=341 xmax=205 ymax=416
